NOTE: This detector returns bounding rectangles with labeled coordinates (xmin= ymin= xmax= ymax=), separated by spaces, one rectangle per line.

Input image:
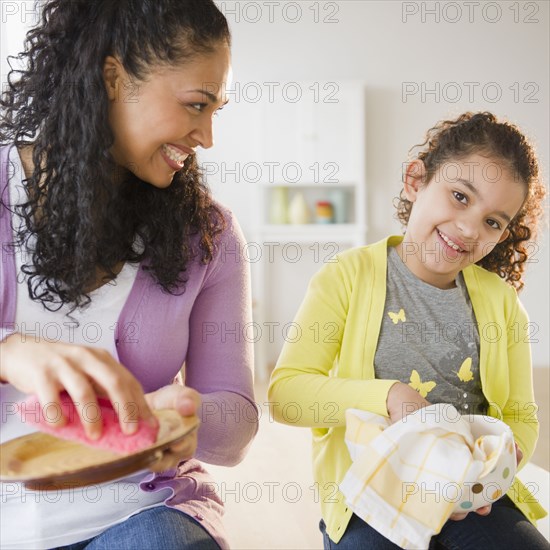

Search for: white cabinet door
xmin=313 ymin=84 xmax=364 ymax=185
xmin=262 ymin=82 xmax=364 ymax=185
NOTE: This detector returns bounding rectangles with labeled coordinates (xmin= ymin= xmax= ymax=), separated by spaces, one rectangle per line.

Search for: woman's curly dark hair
xmin=395 ymin=112 xmax=546 ymax=291
xmin=0 ymin=0 xmax=230 ymax=312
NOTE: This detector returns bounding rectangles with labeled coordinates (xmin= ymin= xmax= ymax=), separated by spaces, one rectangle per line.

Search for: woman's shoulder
xmin=210 ymin=200 xmax=246 ymax=248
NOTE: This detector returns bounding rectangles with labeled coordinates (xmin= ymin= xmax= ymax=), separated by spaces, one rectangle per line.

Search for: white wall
xmin=206 ymin=0 xmax=550 ymax=368
xmin=2 ymin=1 xmax=548 ymax=367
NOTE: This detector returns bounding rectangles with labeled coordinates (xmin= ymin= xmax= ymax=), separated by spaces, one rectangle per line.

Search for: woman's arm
xmin=184 ymin=212 xmax=258 ymax=466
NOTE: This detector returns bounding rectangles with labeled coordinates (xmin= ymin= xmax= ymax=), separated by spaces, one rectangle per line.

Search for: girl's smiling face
xmin=104 ymin=43 xmax=231 ymax=187
xmin=398 ymin=154 xmax=526 ymax=289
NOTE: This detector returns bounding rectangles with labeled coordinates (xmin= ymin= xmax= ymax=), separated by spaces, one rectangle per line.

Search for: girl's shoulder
xmin=463 ymin=263 xmax=525 ymax=321
xmin=464 ymin=262 xmax=519 ymax=299
xmin=328 ymin=235 xmax=400 ymax=271
xmin=307 ymin=236 xmax=396 ymax=291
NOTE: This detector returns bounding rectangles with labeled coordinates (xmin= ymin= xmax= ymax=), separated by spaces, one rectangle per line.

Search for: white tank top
xmin=0 ymin=146 xmax=169 ymax=549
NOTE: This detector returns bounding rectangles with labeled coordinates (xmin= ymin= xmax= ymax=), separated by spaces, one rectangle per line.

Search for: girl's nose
xmin=457 ymin=217 xmax=479 ymax=240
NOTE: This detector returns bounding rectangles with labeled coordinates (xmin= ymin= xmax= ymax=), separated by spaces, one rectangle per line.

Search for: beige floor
xmin=207 ymin=368 xmax=550 ymax=549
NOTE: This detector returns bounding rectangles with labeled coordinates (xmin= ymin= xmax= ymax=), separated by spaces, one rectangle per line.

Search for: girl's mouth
xmin=437 ymin=229 xmax=465 ymax=253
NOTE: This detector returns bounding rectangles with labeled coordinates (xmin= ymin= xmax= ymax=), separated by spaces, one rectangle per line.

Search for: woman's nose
xmin=190 ymin=116 xmax=214 ymax=150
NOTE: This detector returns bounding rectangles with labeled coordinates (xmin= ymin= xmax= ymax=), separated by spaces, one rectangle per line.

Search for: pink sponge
xmin=21 ymin=393 xmax=159 ymax=454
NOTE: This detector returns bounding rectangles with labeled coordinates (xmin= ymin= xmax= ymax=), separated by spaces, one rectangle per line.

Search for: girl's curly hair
xmin=0 ymin=0 xmax=230 ymax=312
xmin=395 ymin=112 xmax=546 ymax=291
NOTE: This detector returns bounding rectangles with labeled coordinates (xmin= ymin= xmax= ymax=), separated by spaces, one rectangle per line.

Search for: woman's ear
xmin=402 ymin=159 xmax=427 ymax=202
xmin=103 ymin=56 xmax=124 ymax=101
xmin=497 ymin=228 xmax=510 ymax=243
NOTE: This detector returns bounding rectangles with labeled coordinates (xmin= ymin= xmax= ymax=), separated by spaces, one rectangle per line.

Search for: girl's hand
xmin=0 ymin=333 xmax=155 ymax=439
xmin=449 ymin=504 xmax=492 ymax=521
xmin=386 ymin=382 xmax=431 ymax=423
xmin=145 ymin=384 xmax=201 ymax=472
xmin=451 ymin=442 xmax=522 ymax=520
xmin=515 ymin=441 xmax=523 ymax=467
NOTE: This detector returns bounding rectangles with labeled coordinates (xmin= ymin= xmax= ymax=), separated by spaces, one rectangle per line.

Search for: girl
xmin=0 ymin=1 xmax=257 ymax=549
xmin=268 ymin=112 xmax=548 ymax=549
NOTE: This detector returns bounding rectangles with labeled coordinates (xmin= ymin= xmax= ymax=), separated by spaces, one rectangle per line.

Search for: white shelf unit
xmin=253 ymin=81 xmax=367 ymax=379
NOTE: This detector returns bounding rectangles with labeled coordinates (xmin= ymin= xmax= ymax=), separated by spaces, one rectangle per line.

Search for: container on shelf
xmin=328 ymin=189 xmax=348 ymax=224
xmin=269 ymin=186 xmax=289 ymax=224
xmin=288 ymin=191 xmax=311 ymax=224
xmin=315 ymin=201 xmax=333 ymax=224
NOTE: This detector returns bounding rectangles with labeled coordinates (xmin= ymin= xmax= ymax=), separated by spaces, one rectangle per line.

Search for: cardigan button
xmin=194 ymin=514 xmax=204 ymax=521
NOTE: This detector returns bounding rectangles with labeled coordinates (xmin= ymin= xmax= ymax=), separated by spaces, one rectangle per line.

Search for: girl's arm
xmin=501 ymin=297 xmax=539 ymax=469
xmin=268 ymin=257 xmax=400 ymax=428
xmin=184 ymin=213 xmax=258 ymax=466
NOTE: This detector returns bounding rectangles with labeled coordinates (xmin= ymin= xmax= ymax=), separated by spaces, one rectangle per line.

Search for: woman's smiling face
xmin=399 ymin=154 xmax=526 ymax=288
xmin=104 ymin=43 xmax=231 ymax=188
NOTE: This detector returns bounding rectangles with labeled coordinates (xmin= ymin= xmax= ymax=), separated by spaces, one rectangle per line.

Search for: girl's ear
xmin=403 ymin=159 xmax=427 ymax=202
xmin=103 ymin=56 xmax=124 ymax=101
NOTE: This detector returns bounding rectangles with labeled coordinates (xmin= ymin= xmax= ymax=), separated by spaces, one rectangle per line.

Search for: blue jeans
xmin=319 ymin=495 xmax=549 ymax=549
xmin=56 ymin=507 xmax=220 ymax=550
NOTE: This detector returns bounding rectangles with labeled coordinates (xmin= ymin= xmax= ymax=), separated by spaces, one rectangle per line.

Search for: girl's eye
xmin=453 ymin=191 xmax=467 ymax=204
xmin=486 ymin=219 xmax=502 ymax=230
xmin=189 ymin=103 xmax=206 ymax=112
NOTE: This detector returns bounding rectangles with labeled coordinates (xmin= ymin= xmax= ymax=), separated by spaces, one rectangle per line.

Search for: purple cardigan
xmin=0 ymin=145 xmax=258 ymax=549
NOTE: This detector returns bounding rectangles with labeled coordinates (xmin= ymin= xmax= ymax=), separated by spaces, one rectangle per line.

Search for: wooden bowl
xmin=0 ymin=410 xmax=199 ymax=490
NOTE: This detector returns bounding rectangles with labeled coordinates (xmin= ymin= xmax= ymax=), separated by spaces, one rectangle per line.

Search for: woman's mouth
xmin=161 ymin=144 xmax=189 ymax=170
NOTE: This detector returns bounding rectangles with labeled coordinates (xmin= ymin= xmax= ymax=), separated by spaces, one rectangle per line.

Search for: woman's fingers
xmin=59 ymin=368 xmax=103 ymax=440
xmin=145 ymin=385 xmax=201 ymax=471
xmin=75 ymin=347 xmax=154 ymax=434
xmin=148 ymin=432 xmax=198 ymax=472
xmin=2 ymin=336 xmax=153 ymax=436
xmin=145 ymin=384 xmax=201 ymax=417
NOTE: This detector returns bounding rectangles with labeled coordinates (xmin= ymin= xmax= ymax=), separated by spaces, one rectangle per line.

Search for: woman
xmin=0 ymin=1 xmax=258 ymax=548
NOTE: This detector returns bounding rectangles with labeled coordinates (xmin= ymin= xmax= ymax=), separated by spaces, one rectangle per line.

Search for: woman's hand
xmin=0 ymin=333 xmax=155 ymax=439
xmin=386 ymin=382 xmax=431 ymax=424
xmin=145 ymin=384 xmax=201 ymax=472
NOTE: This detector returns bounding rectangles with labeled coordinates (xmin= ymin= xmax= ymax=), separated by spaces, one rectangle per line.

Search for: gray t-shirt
xmin=374 ymin=247 xmax=487 ymax=415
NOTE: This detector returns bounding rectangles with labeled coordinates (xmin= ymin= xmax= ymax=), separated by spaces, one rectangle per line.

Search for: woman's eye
xmin=453 ymin=191 xmax=467 ymax=204
xmin=486 ymin=219 xmax=502 ymax=230
xmin=189 ymin=103 xmax=206 ymax=112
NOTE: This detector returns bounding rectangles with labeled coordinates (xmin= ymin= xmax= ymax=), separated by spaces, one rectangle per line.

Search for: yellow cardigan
xmin=268 ymin=236 xmax=546 ymax=543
